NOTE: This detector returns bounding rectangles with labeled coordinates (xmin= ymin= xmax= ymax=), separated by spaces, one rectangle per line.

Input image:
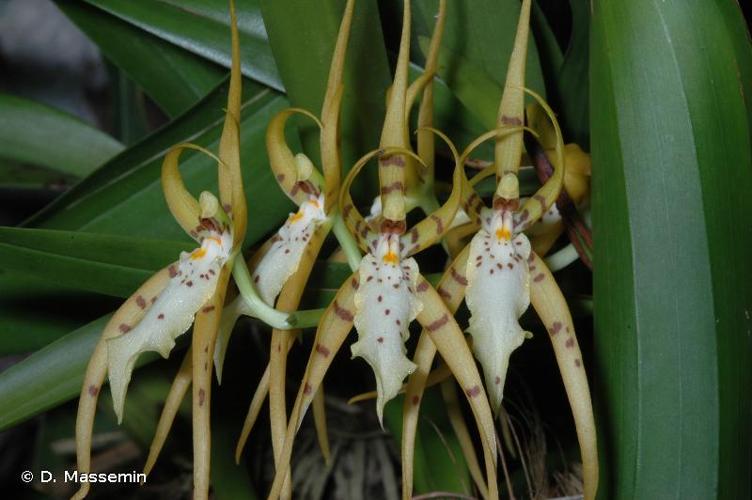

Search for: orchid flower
xmin=399 ymin=2 xmax=599 ymax=499
xmin=72 ymin=3 xmax=298 ymax=499
xmin=263 ymin=2 xmax=503 ymax=499
xmin=210 ymin=3 xmax=364 ymax=498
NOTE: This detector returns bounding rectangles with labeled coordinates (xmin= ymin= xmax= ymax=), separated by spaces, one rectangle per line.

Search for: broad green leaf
xmin=259 ymin=0 xmax=390 ymax=172
xmin=0 ymin=315 xmax=109 ymax=431
xmin=0 ymin=271 xmax=102 ymax=354
xmin=0 ymin=93 xmax=123 ymax=177
xmin=591 ymin=2 xmax=752 ymax=499
xmin=112 ymin=70 xmax=151 ymax=146
xmin=0 ymin=227 xmax=191 ymax=298
xmin=26 ymin=79 xmax=294 ymax=250
xmin=59 ymin=0 xmax=225 ymax=117
xmin=79 ymin=0 xmax=282 ymax=90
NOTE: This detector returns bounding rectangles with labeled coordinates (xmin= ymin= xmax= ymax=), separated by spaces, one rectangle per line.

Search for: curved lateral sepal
xmin=192 ymin=267 xmax=231 ymax=500
xmin=528 ymin=252 xmax=597 ymax=500
xmin=266 ymin=276 xmax=358 ymax=500
xmin=144 ymin=347 xmax=192 ymax=477
xmin=413 ymin=273 xmax=498 ymax=500
xmin=72 ymin=267 xmax=172 ymax=500
xmin=515 ymin=89 xmax=565 ymax=232
xmin=402 ymin=149 xmax=462 ymax=256
xmin=266 ymin=108 xmax=324 ymax=206
xmin=340 ymin=147 xmax=425 ymax=252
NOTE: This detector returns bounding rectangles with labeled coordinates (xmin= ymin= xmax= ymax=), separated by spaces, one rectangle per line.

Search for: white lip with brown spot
xmin=253 ymin=194 xmax=327 ymax=305
xmin=351 ymin=233 xmax=422 ymax=425
xmin=465 ymin=207 xmax=531 ymax=414
xmin=107 ymin=224 xmax=233 ymax=422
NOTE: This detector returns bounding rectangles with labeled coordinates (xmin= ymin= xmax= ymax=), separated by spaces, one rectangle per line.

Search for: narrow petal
xmin=218 ymin=0 xmax=245 ymax=247
xmin=352 ymin=235 xmax=422 ymax=424
xmin=144 ymin=347 xmax=192 ymax=477
xmin=252 ymin=194 xmax=326 ymax=305
xmin=440 ymin=380 xmax=489 ymax=499
xmin=401 ymin=245 xmax=472 ymax=500
xmin=107 ymin=226 xmax=233 ymax=421
xmin=319 ymin=0 xmax=355 ymax=209
xmin=235 ymin=361 xmax=271 ymax=462
xmin=529 ymin=252 xmax=598 ymax=500
xmin=73 ymin=268 xmax=171 ymax=500
xmin=413 ymin=276 xmax=499 ymax=500
xmin=266 ymin=276 xmax=358 ymax=500
xmin=192 ymin=267 xmax=232 ymax=500
xmin=465 ymin=208 xmax=531 ymax=414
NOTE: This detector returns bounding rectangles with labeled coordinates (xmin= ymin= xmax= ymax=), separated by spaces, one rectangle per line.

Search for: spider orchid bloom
xmin=72 ymin=4 xmax=291 ymax=499
xmin=400 ymin=2 xmax=599 ymax=500
xmin=263 ymin=4 xmax=501 ymax=500
xmin=200 ymin=2 xmax=363 ymax=498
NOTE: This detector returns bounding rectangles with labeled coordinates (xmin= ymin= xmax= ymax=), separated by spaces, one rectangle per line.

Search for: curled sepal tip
xmin=351 ymin=235 xmax=422 ymax=425
xmin=107 ymin=221 xmax=233 ymax=421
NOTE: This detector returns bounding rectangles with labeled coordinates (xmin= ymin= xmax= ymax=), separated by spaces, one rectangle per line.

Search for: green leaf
xmin=553 ymin=0 xmax=590 ymax=146
xmin=26 ymin=79 xmax=295 ymax=250
xmin=0 ymin=227 xmax=191 ymax=298
xmin=59 ymin=1 xmax=225 ymax=117
xmin=259 ymin=0 xmax=391 ymax=172
xmin=79 ymin=0 xmax=282 ymax=90
xmin=0 ymin=315 xmax=108 ymax=431
xmin=0 ymin=93 xmax=123 ymax=177
xmin=591 ymin=2 xmax=752 ymax=499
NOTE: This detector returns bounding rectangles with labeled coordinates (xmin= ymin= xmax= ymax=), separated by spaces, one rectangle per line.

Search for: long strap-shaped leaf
xmin=266 ymin=275 xmax=359 ymax=500
xmin=528 ymin=252 xmax=596 ymax=500
xmin=72 ymin=267 xmax=171 ymax=500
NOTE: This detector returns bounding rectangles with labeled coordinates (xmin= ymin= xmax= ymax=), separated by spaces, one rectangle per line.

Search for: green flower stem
xmin=331 ymin=212 xmax=362 ymax=271
xmin=232 ymin=257 xmax=295 ymax=329
xmin=293 ymin=307 xmax=327 ymax=329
